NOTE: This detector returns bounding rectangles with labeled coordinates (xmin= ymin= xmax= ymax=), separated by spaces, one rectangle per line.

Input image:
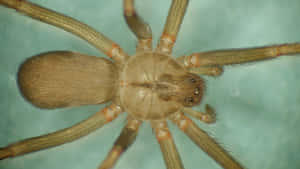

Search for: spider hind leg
xmin=0 ymin=104 xmax=122 ymax=160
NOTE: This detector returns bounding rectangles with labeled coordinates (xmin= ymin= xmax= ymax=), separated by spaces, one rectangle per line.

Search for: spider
xmin=1 ymin=0 xmax=300 ymax=169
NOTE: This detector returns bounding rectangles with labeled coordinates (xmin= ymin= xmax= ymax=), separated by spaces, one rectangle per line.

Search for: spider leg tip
xmin=0 ymin=147 xmax=13 ymax=160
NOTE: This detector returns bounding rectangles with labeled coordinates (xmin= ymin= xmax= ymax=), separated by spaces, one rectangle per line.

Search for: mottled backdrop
xmin=1 ymin=0 xmax=300 ymax=169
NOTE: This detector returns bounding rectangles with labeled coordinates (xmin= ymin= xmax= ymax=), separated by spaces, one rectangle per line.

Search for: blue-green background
xmin=1 ymin=0 xmax=300 ymax=169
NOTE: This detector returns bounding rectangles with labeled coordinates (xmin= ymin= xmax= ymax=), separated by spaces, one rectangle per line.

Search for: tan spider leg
xmin=152 ymin=121 xmax=185 ymax=169
xmin=123 ymin=0 xmax=152 ymax=53
xmin=183 ymin=104 xmax=216 ymax=124
xmin=156 ymin=0 xmax=189 ymax=54
xmin=98 ymin=117 xmax=141 ymax=169
xmin=170 ymin=112 xmax=243 ymax=169
xmin=0 ymin=104 xmax=122 ymax=160
xmin=188 ymin=66 xmax=223 ymax=77
xmin=0 ymin=0 xmax=129 ymax=63
xmin=179 ymin=43 xmax=300 ymax=67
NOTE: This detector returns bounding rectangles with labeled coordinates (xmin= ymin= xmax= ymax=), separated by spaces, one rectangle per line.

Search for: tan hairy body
xmin=19 ymin=50 xmax=204 ymax=120
xmin=18 ymin=51 xmax=118 ymax=108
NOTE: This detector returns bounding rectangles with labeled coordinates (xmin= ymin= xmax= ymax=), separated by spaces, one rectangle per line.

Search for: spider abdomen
xmin=18 ymin=51 xmax=118 ymax=109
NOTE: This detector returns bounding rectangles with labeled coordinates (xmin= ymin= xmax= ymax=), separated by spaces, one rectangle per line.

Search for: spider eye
xmin=185 ymin=97 xmax=194 ymax=103
xmin=190 ymin=78 xmax=196 ymax=83
xmin=194 ymin=87 xmax=200 ymax=95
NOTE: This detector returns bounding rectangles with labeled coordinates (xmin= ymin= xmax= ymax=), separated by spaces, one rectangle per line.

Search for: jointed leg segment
xmin=152 ymin=121 xmax=184 ymax=169
xmin=171 ymin=112 xmax=243 ymax=169
xmin=0 ymin=104 xmax=122 ymax=160
xmin=98 ymin=117 xmax=141 ymax=169
xmin=123 ymin=0 xmax=152 ymax=52
xmin=156 ymin=0 xmax=189 ymax=54
xmin=180 ymin=43 xmax=300 ymax=67
xmin=183 ymin=104 xmax=216 ymax=124
xmin=0 ymin=0 xmax=129 ymax=63
xmin=187 ymin=66 xmax=223 ymax=77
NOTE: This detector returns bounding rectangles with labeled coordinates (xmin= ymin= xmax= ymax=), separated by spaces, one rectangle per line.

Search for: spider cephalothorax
xmin=1 ymin=0 xmax=300 ymax=169
xmin=119 ymin=51 xmax=205 ymax=120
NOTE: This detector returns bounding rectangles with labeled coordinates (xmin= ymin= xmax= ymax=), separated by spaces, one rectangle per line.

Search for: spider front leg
xmin=170 ymin=112 xmax=243 ymax=169
xmin=0 ymin=104 xmax=122 ymax=160
xmin=178 ymin=43 xmax=300 ymax=68
xmin=152 ymin=121 xmax=184 ymax=169
xmin=123 ymin=0 xmax=152 ymax=53
xmin=98 ymin=117 xmax=141 ymax=169
xmin=0 ymin=0 xmax=129 ymax=63
xmin=156 ymin=0 xmax=189 ymax=54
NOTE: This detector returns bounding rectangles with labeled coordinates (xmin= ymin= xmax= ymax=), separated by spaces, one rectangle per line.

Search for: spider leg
xmin=0 ymin=104 xmax=122 ymax=160
xmin=0 ymin=0 xmax=129 ymax=63
xmin=152 ymin=121 xmax=185 ymax=169
xmin=98 ymin=117 xmax=141 ymax=169
xmin=156 ymin=0 xmax=189 ymax=54
xmin=188 ymin=66 xmax=223 ymax=77
xmin=179 ymin=43 xmax=300 ymax=67
xmin=123 ymin=0 xmax=152 ymax=53
xmin=170 ymin=112 xmax=243 ymax=169
xmin=183 ymin=104 xmax=216 ymax=124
